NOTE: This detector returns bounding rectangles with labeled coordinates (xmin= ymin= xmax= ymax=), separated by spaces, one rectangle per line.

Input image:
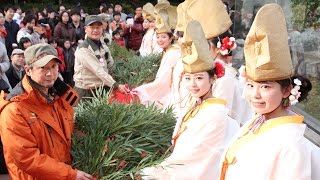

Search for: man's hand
xmin=118 ymin=84 xmax=130 ymax=94
xmin=76 ymin=170 xmax=93 ymax=180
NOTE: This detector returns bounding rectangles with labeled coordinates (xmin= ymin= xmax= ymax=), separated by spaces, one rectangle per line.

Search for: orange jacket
xmin=0 ymin=76 xmax=79 ymax=180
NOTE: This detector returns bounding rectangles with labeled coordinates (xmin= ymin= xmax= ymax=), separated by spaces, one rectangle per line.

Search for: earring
xmin=282 ymin=98 xmax=289 ymax=108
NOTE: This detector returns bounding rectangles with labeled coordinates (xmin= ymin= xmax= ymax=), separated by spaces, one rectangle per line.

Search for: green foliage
xmin=109 ymin=42 xmax=162 ymax=87
xmin=109 ymin=42 xmax=136 ymax=62
xmin=72 ymin=90 xmax=176 ymax=179
xmin=300 ymin=80 xmax=320 ymax=121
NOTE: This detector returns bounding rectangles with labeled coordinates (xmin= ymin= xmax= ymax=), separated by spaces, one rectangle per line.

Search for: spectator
xmin=80 ymin=8 xmax=87 ymax=23
xmin=4 ymin=4 xmax=20 ymax=57
xmin=62 ymin=40 xmax=75 ymax=86
xmin=18 ymin=37 xmax=32 ymax=50
xmin=0 ymin=43 xmax=92 ymax=180
xmin=0 ymin=11 xmax=6 ymax=45
xmin=48 ymin=38 xmax=65 ymax=74
xmin=0 ymin=41 xmax=11 ymax=93
xmin=106 ymin=5 xmax=114 ymax=22
xmin=112 ymin=30 xmax=125 ymax=47
xmin=58 ymin=4 xmax=66 ymax=15
xmin=98 ymin=14 xmax=112 ymax=45
xmin=74 ymin=15 xmax=128 ymax=100
xmin=37 ymin=11 xmax=53 ymax=42
xmin=99 ymin=3 xmax=107 ymax=14
xmin=134 ymin=6 xmax=144 ymax=25
xmin=47 ymin=7 xmax=59 ymax=32
xmin=42 ymin=7 xmax=48 ymax=16
xmin=54 ymin=11 xmax=76 ymax=47
xmin=109 ymin=11 xmax=126 ymax=32
xmin=124 ymin=14 xmax=143 ymax=52
xmin=70 ymin=9 xmax=85 ymax=44
xmin=114 ymin=3 xmax=127 ymax=21
xmin=13 ymin=6 xmax=23 ymax=25
xmin=5 ymin=48 xmax=25 ymax=88
xmin=139 ymin=9 xmax=162 ymax=56
xmin=17 ymin=14 xmax=44 ymax=45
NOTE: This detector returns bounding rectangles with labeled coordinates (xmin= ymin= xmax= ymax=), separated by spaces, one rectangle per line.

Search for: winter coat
xmin=4 ymin=20 xmax=19 ymax=56
xmin=53 ymin=22 xmax=76 ymax=47
xmin=0 ymin=76 xmax=79 ymax=180
xmin=0 ymin=42 xmax=11 ymax=91
xmin=5 ymin=63 xmax=25 ymax=89
xmin=63 ymin=47 xmax=75 ymax=72
xmin=72 ymin=22 xmax=85 ymax=43
xmin=56 ymin=47 xmax=66 ymax=73
xmin=125 ymin=22 xmax=143 ymax=51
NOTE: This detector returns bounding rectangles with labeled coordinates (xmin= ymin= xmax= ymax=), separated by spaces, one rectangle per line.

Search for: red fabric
xmin=56 ymin=47 xmax=66 ymax=73
xmin=215 ymin=61 xmax=225 ymax=78
xmin=109 ymin=85 xmax=140 ymax=104
xmin=124 ymin=22 xmax=143 ymax=51
xmin=0 ymin=26 xmax=7 ymax=38
xmin=114 ymin=38 xmax=125 ymax=47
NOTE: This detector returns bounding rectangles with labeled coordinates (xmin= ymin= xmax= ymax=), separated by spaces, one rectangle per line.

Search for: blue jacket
xmin=4 ymin=20 xmax=20 ymax=57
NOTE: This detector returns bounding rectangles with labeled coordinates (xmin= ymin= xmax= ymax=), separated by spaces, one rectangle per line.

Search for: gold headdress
xmin=244 ymin=4 xmax=294 ymax=81
xmin=178 ymin=0 xmax=232 ymax=40
xmin=182 ymin=20 xmax=214 ymax=73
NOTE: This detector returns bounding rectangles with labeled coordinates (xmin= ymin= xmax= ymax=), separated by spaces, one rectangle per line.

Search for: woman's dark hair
xmin=59 ymin=10 xmax=70 ymax=22
xmin=209 ymin=30 xmax=233 ymax=49
xmin=18 ymin=37 xmax=31 ymax=50
xmin=206 ymin=68 xmax=216 ymax=78
xmin=70 ymin=8 xmax=81 ymax=16
xmin=47 ymin=38 xmax=56 ymax=44
xmin=22 ymin=14 xmax=37 ymax=25
xmin=167 ymin=32 xmax=174 ymax=44
xmin=277 ymin=75 xmax=312 ymax=102
xmin=208 ymin=30 xmax=234 ymax=56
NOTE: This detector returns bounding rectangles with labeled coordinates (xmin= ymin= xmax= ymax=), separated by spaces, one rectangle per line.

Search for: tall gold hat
xmin=244 ymin=4 xmax=294 ymax=81
xmin=182 ymin=20 xmax=214 ymax=73
xmin=142 ymin=3 xmax=156 ymax=21
xmin=177 ymin=0 xmax=232 ymax=40
xmin=154 ymin=0 xmax=177 ymax=33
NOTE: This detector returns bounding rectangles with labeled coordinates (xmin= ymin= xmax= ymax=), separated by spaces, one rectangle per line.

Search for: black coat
xmin=5 ymin=64 xmax=25 ymax=89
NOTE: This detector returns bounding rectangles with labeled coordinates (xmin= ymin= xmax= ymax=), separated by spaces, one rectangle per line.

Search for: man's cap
xmin=24 ymin=43 xmax=61 ymax=67
xmin=98 ymin=14 xmax=111 ymax=23
xmin=11 ymin=49 xmax=24 ymax=56
xmin=85 ymin=15 xmax=103 ymax=26
xmin=126 ymin=13 xmax=134 ymax=20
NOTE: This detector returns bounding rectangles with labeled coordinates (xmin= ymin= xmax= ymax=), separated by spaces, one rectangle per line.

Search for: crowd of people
xmin=0 ymin=0 xmax=320 ymax=180
xmin=0 ymin=2 xmax=159 ymax=91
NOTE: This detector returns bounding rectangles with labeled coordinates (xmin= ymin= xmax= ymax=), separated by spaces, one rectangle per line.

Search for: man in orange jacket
xmin=0 ymin=44 xmax=93 ymax=180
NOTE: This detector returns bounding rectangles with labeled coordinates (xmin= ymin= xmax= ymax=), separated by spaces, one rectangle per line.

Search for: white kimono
xmin=212 ymin=60 xmax=254 ymax=125
xmin=220 ymin=114 xmax=320 ymax=180
xmin=164 ymin=58 xmax=189 ymax=118
xmin=135 ymin=45 xmax=181 ymax=108
xmin=141 ymin=98 xmax=240 ymax=180
xmin=139 ymin=28 xmax=163 ymax=57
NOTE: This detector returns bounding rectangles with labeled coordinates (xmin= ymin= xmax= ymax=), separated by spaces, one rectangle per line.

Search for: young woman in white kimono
xmin=220 ymin=4 xmax=320 ymax=180
xmin=134 ymin=1 xmax=181 ymax=109
xmin=140 ymin=20 xmax=240 ymax=180
xmin=172 ymin=0 xmax=253 ymax=125
xmin=209 ymin=33 xmax=254 ymax=126
xmin=139 ymin=3 xmax=162 ymax=57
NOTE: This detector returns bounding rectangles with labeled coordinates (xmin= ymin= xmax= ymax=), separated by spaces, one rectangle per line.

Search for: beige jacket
xmin=74 ymin=38 xmax=115 ymax=89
